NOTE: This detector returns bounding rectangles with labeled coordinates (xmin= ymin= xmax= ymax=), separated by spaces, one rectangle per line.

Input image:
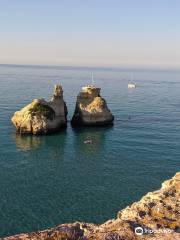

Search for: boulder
xmin=71 ymin=85 xmax=114 ymax=126
xmin=11 ymin=85 xmax=67 ymax=134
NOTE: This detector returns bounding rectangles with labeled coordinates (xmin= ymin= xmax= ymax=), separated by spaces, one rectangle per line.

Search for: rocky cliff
xmin=71 ymin=85 xmax=114 ymax=126
xmin=11 ymin=85 xmax=67 ymax=134
xmin=3 ymin=172 xmax=180 ymax=240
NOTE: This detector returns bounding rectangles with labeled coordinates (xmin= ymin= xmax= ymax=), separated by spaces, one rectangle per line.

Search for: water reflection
xmin=42 ymin=131 xmax=67 ymax=160
xmin=72 ymin=126 xmax=113 ymax=157
xmin=12 ymin=129 xmax=67 ymax=157
xmin=12 ymin=133 xmax=44 ymax=151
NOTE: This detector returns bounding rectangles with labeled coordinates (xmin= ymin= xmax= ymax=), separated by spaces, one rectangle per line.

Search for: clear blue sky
xmin=0 ymin=0 xmax=180 ymax=68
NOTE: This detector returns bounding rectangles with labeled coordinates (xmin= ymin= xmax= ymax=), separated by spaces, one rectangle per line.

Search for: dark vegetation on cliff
xmin=29 ymin=103 xmax=55 ymax=121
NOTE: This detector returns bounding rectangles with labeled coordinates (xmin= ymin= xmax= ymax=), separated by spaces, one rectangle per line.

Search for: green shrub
xmin=29 ymin=103 xmax=55 ymax=120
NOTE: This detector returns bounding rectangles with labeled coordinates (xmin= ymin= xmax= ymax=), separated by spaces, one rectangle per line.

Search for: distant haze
xmin=1 ymin=0 xmax=180 ymax=68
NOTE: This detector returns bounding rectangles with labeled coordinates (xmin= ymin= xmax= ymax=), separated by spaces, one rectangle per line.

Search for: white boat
xmin=82 ymin=73 xmax=96 ymax=91
xmin=128 ymin=83 xmax=136 ymax=89
xmin=84 ymin=139 xmax=93 ymax=144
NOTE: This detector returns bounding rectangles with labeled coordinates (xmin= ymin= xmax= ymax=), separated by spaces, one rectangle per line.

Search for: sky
xmin=0 ymin=0 xmax=180 ymax=68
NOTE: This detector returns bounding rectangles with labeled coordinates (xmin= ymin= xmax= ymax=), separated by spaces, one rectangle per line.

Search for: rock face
xmin=71 ymin=85 xmax=114 ymax=126
xmin=117 ymin=172 xmax=180 ymax=231
xmin=3 ymin=172 xmax=180 ymax=240
xmin=11 ymin=85 xmax=67 ymax=134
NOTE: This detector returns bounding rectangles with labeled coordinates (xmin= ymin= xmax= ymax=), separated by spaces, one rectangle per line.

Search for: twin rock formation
xmin=12 ymin=84 xmax=114 ymax=134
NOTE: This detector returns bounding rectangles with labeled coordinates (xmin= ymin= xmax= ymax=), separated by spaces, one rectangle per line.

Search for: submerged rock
xmin=71 ymin=85 xmax=114 ymax=126
xmin=11 ymin=85 xmax=67 ymax=134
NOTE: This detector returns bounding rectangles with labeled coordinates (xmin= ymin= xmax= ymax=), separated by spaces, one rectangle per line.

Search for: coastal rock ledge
xmin=11 ymin=85 xmax=67 ymax=134
xmin=3 ymin=172 xmax=180 ymax=240
xmin=71 ymin=85 xmax=114 ymax=126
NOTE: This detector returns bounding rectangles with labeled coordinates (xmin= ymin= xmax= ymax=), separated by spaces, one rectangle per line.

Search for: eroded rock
xmin=11 ymin=84 xmax=67 ymax=134
xmin=71 ymin=85 xmax=114 ymax=126
xmin=117 ymin=172 xmax=180 ymax=231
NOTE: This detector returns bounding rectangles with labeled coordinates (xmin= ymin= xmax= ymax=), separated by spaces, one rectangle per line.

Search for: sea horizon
xmin=1 ymin=63 xmax=180 ymax=73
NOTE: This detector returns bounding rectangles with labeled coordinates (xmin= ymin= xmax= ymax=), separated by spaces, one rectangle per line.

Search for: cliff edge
xmin=3 ymin=172 xmax=180 ymax=240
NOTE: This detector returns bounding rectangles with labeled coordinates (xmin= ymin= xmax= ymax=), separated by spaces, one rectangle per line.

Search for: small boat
xmin=84 ymin=139 xmax=93 ymax=144
xmin=128 ymin=83 xmax=136 ymax=89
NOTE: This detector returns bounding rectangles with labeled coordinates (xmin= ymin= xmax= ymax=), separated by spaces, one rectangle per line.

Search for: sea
xmin=0 ymin=64 xmax=179 ymax=237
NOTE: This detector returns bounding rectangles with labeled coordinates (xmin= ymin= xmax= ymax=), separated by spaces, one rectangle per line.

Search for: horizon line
xmin=0 ymin=63 xmax=180 ymax=72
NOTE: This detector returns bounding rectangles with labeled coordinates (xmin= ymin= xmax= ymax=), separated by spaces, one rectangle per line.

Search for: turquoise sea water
xmin=0 ymin=64 xmax=180 ymax=237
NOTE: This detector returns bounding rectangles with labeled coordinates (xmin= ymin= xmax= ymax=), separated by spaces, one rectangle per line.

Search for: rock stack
xmin=11 ymin=84 xmax=67 ymax=134
xmin=71 ymin=85 xmax=114 ymax=126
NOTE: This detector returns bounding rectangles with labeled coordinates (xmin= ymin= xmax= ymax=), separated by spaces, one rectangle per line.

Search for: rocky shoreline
xmin=3 ymin=172 xmax=180 ymax=240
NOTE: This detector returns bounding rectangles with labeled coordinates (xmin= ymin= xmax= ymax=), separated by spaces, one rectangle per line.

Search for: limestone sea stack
xmin=71 ymin=85 xmax=114 ymax=126
xmin=11 ymin=85 xmax=67 ymax=134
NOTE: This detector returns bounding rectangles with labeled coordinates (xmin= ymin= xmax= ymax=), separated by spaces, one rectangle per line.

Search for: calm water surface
xmin=0 ymin=65 xmax=180 ymax=237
